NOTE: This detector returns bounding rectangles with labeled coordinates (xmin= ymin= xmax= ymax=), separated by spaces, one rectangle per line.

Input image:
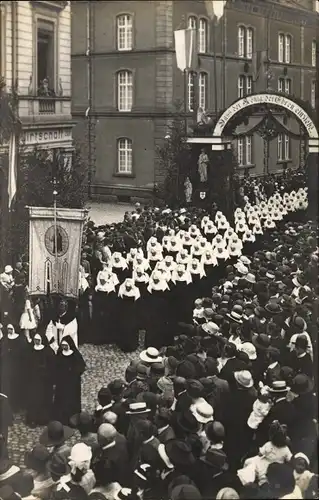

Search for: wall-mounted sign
xmin=213 ymin=93 xmax=318 ymax=139
xmin=21 ymin=128 xmax=72 ymax=145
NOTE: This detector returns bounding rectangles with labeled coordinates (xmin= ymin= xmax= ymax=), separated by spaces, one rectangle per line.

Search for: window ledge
xmin=277 ymin=159 xmax=292 ymax=164
xmin=113 ymin=173 xmax=135 ymax=179
xmin=237 ymin=164 xmax=256 ymax=170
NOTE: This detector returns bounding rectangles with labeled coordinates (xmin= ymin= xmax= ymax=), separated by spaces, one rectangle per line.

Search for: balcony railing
xmin=38 ymin=98 xmax=56 ymax=114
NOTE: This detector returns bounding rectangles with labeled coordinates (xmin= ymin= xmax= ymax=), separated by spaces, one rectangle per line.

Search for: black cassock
xmin=52 ymin=340 xmax=86 ymax=425
xmin=93 ymin=290 xmax=118 ymax=344
xmin=145 ymin=289 xmax=170 ymax=348
xmin=26 ymin=345 xmax=54 ymax=425
xmin=115 ymin=295 xmax=140 ymax=352
xmin=1 ymin=334 xmax=28 ymax=412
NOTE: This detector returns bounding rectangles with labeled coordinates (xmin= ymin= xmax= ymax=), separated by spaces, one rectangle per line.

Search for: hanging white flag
xmin=8 ymin=132 xmax=17 ymax=210
xmin=174 ymin=28 xmax=197 ymax=72
xmin=205 ymin=0 xmax=227 ymax=22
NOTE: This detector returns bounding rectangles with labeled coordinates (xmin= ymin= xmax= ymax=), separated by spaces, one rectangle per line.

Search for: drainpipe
xmin=86 ymin=1 xmax=92 ymax=199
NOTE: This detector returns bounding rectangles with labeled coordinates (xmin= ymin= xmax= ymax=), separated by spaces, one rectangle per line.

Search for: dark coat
xmin=219 ymin=358 xmax=247 ymax=383
xmin=139 ymin=436 xmax=161 ymax=469
xmin=91 ymin=436 xmax=130 ymax=487
xmin=158 ymin=425 xmax=176 ymax=444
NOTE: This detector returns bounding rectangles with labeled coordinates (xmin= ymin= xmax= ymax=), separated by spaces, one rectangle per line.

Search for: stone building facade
xmin=71 ymin=0 xmax=318 ymax=200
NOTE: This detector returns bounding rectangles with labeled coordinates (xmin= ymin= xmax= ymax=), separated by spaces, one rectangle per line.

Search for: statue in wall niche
xmin=28 ymin=75 xmax=33 ymax=95
xmin=198 ymin=148 xmax=209 ymax=183
xmin=58 ymin=78 xmax=63 ymax=97
xmin=184 ymin=177 xmax=193 ymax=204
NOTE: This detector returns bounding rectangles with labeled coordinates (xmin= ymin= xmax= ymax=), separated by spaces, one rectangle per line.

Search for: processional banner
xmin=28 ymin=207 xmax=87 ymax=299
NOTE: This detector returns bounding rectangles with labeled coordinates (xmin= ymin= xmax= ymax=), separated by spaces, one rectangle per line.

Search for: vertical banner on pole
xmin=28 ymin=207 xmax=86 ymax=298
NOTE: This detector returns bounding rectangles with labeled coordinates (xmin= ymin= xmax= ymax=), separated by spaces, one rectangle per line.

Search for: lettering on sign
xmin=21 ymin=128 xmax=72 ymax=145
xmin=213 ymin=94 xmax=318 ymax=139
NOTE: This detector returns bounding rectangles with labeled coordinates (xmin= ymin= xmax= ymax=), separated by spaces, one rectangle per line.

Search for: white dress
xmin=20 ymin=307 xmax=37 ymax=330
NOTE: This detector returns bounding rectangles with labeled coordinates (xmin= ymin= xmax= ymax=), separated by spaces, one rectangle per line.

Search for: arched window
xmin=198 ymin=18 xmax=207 ymax=53
xmin=117 ymin=70 xmax=133 ymax=111
xmin=188 ymin=16 xmax=197 ymax=30
xmin=117 ymin=14 xmax=133 ymax=51
xmin=117 ymin=138 xmax=133 ymax=174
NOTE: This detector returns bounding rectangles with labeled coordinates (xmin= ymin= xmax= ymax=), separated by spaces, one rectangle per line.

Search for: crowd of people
xmin=0 ymin=173 xmax=318 ymax=500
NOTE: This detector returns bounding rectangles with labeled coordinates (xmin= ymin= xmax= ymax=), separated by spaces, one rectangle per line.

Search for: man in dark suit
xmin=91 ymin=423 xmax=130 ymax=487
xmin=154 ymin=409 xmax=176 ymax=444
xmin=135 ymin=420 xmax=161 ymax=470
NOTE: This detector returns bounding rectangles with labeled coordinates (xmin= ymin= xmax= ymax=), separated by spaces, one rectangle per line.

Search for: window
xmin=198 ymin=18 xmax=207 ymax=53
xmin=278 ymin=33 xmax=292 ymax=63
xmin=117 ymin=138 xmax=132 ymax=174
xmin=188 ymin=72 xmax=195 ymax=111
xmin=238 ymin=75 xmax=252 ymax=98
xmin=188 ymin=16 xmax=197 ymax=30
xmin=312 ymin=40 xmax=316 ymax=67
xmin=246 ymin=28 xmax=253 ymax=59
xmin=278 ymin=133 xmax=291 ymax=161
xmin=246 ymin=75 xmax=253 ymax=95
xmin=237 ymin=137 xmax=253 ymax=166
xmin=278 ymin=34 xmax=284 ymax=62
xmin=278 ymin=78 xmax=292 ymax=94
xmin=238 ymin=75 xmax=245 ymax=98
xmin=37 ymin=19 xmax=55 ymax=93
xmin=238 ymin=26 xmax=253 ymax=58
xmin=0 ymin=4 xmax=5 ymax=78
xmin=311 ymin=80 xmax=316 ymax=108
xmin=117 ymin=70 xmax=133 ymax=111
xmin=285 ymin=35 xmax=291 ymax=63
xmin=117 ymin=14 xmax=133 ymax=51
xmin=198 ymin=72 xmax=207 ymax=109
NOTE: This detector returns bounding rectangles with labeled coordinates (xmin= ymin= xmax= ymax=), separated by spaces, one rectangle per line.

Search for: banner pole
xmin=53 ymin=177 xmax=58 ymax=294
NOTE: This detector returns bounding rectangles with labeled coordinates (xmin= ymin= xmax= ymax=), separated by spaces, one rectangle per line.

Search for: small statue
xmin=184 ymin=177 xmax=193 ymax=204
xmin=198 ymin=148 xmax=209 ymax=183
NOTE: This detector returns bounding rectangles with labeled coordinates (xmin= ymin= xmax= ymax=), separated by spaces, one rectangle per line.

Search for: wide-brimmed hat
xmin=239 ymin=342 xmax=257 ymax=360
xmin=24 ymin=445 xmax=50 ymax=471
xmin=252 ymin=333 xmax=271 ymax=351
xmin=226 ymin=305 xmax=243 ymax=324
xmin=268 ymin=380 xmax=290 ymax=394
xmin=191 ymin=402 xmax=214 ymax=424
xmin=69 ymin=411 xmax=93 ymax=430
xmin=47 ymin=453 xmax=69 ymax=477
xmin=234 ymin=370 xmax=253 ymax=388
xmin=170 ymin=484 xmax=202 ymax=500
xmin=234 ymin=262 xmax=248 ymax=275
xmin=165 ymin=440 xmax=196 ymax=467
xmin=264 ymin=302 xmax=283 ymax=315
xmin=279 ymin=294 xmax=296 ymax=311
xmin=139 ymin=347 xmax=163 ymax=364
xmin=4 ymin=265 xmax=13 ymax=273
xmin=176 ymin=410 xmax=200 ymax=434
xmin=239 ymin=255 xmax=251 ymax=266
xmin=39 ymin=421 xmax=74 ymax=447
xmin=200 ymin=447 xmax=228 ymax=471
xmin=292 ymin=274 xmax=307 ymax=287
xmin=244 ymin=273 xmax=256 ymax=284
xmin=290 ymin=374 xmax=313 ymax=395
xmin=202 ymin=321 xmax=220 ymax=335
xmin=126 ymin=402 xmax=151 ymax=415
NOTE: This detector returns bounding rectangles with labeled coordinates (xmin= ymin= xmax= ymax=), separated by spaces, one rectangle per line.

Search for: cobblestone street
xmin=8 ymin=343 xmax=141 ymax=466
xmin=85 ymin=202 xmax=134 ymax=226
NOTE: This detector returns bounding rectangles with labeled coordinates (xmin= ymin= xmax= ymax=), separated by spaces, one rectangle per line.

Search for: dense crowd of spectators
xmin=0 ymin=173 xmax=318 ymax=500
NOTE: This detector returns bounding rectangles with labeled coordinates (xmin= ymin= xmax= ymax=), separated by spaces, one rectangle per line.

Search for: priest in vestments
xmin=45 ymin=298 xmax=78 ymax=354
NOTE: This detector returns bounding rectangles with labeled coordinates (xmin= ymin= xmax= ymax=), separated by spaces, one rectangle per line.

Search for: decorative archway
xmin=209 ymin=92 xmax=318 ymax=153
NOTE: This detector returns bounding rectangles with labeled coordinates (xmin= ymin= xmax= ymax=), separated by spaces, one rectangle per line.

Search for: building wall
xmin=71 ymin=0 xmax=318 ymax=198
xmin=1 ymin=0 xmax=73 ymax=151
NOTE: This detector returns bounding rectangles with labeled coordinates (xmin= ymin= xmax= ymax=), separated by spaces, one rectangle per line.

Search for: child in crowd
xmin=238 ymin=420 xmax=292 ymax=486
xmin=193 ymin=299 xmax=206 ymax=325
xmin=247 ymin=384 xmax=272 ymax=430
xmin=292 ymin=452 xmax=315 ymax=496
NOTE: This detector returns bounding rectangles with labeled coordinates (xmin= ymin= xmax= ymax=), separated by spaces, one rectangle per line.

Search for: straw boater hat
xmin=126 ymin=402 xmax=151 ymax=415
xmin=226 ymin=305 xmax=243 ymax=324
xmin=268 ymin=380 xmax=289 ymax=395
xmin=191 ymin=402 xmax=214 ymax=424
xmin=140 ymin=347 xmax=163 ymax=364
xmin=234 ymin=370 xmax=253 ymax=388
